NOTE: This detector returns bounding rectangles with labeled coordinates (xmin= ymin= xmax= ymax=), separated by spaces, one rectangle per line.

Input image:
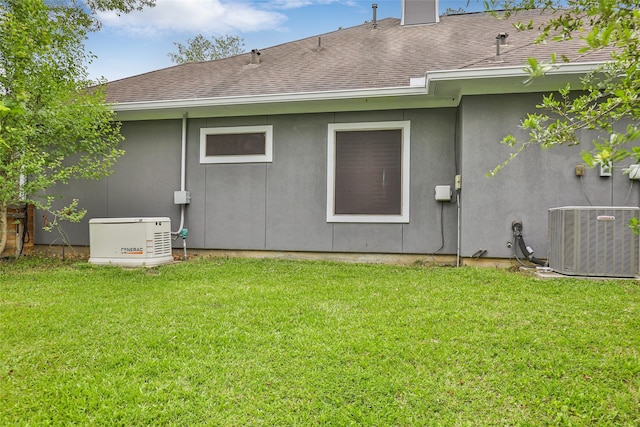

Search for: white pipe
xmin=180 ymin=113 xmax=187 ymax=192
xmin=19 ymin=174 xmax=26 ymax=200
xmin=456 ymin=191 xmax=461 ymax=267
xmin=172 ymin=113 xmax=187 ymax=235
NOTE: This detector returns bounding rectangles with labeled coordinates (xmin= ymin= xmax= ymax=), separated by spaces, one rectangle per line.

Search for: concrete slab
xmin=534 ymin=267 xmax=639 ymax=280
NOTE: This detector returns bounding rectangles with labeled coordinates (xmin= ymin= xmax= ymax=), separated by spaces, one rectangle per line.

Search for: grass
xmin=1 ymin=256 xmax=639 ymax=425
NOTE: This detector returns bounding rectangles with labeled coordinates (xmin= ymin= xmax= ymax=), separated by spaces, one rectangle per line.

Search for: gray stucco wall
xmin=36 ymin=108 xmax=459 ymax=255
xmin=459 ymin=93 xmax=640 ymax=260
xmin=35 ymin=120 xmax=183 ymax=247
xmin=36 ymin=96 xmax=637 ymax=259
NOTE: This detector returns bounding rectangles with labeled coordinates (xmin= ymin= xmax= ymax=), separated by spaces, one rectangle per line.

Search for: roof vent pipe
xmin=251 ymin=49 xmax=261 ymax=64
xmin=495 ymin=33 xmax=508 ymax=61
xmin=372 ymin=3 xmax=378 ymax=29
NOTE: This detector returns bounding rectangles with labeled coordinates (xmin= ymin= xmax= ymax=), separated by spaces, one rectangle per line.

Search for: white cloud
xmin=267 ymin=0 xmax=357 ymax=10
xmin=97 ymin=0 xmax=288 ymax=37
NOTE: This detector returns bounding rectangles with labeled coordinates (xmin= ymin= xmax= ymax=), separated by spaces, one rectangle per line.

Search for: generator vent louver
xmin=548 ymin=206 xmax=639 ymax=277
xmin=89 ymin=217 xmax=174 ymax=267
xmin=153 ymin=231 xmax=172 ymax=256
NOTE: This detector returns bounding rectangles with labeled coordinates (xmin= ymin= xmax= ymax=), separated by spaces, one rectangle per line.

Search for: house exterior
xmin=35 ymin=2 xmax=638 ymax=265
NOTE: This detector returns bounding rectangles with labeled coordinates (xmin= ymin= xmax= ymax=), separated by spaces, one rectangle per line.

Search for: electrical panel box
xmin=89 ymin=217 xmax=174 ymax=267
xmin=435 ymin=185 xmax=452 ymax=202
xmin=626 ymin=164 xmax=640 ymax=180
xmin=548 ymin=206 xmax=639 ymax=277
xmin=174 ymin=190 xmax=191 ymax=204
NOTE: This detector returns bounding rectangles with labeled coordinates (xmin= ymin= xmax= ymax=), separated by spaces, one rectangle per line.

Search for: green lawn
xmin=1 ymin=256 xmax=639 ymax=425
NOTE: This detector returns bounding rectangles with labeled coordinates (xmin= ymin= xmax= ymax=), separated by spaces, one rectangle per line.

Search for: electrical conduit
xmin=171 ymin=113 xmax=189 ymax=260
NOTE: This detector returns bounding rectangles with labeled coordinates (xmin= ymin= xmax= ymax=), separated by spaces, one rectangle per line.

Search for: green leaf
xmin=489 ymin=1 xmax=640 ymax=175
xmin=0 ymin=0 xmax=127 ymax=248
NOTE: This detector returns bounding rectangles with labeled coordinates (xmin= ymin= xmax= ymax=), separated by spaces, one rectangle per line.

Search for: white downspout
xmin=19 ymin=174 xmax=26 ymax=200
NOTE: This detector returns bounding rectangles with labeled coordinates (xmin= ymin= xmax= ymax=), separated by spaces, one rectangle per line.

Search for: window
xmin=327 ymin=121 xmax=410 ymax=223
xmin=200 ymin=125 xmax=273 ymax=164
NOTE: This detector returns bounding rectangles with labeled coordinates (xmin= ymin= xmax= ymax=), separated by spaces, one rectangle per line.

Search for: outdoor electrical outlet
xmin=435 ymin=185 xmax=452 ymax=202
xmin=575 ymin=165 xmax=585 ymax=176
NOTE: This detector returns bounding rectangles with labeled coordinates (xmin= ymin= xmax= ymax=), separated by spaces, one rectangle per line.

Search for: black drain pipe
xmin=512 ymin=221 xmax=546 ymax=266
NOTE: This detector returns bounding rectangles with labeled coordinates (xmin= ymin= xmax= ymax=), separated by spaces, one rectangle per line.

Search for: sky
xmin=85 ymin=0 xmax=483 ymax=82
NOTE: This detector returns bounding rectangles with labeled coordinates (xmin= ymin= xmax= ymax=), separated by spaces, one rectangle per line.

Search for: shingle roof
xmin=105 ymin=10 xmax=610 ymax=104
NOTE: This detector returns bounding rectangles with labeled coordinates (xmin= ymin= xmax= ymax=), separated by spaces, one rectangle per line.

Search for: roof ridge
xmin=107 ymin=18 xmax=403 ymax=84
xmin=104 ymin=9 xmax=605 ymax=104
xmin=256 ymin=17 xmax=400 ymax=53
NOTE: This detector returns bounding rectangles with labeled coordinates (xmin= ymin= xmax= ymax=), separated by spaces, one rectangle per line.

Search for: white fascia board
xmin=426 ymin=62 xmax=605 ymax=83
xmin=111 ymin=86 xmax=429 ymax=113
xmin=424 ymin=62 xmax=605 ymax=92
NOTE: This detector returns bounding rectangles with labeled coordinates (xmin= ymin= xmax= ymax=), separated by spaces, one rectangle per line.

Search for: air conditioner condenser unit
xmin=89 ymin=217 xmax=174 ymax=267
xmin=548 ymin=206 xmax=639 ymax=277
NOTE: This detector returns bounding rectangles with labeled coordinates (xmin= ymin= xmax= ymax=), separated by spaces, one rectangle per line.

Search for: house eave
xmin=112 ymin=86 xmax=445 ymax=121
xmin=112 ymin=62 xmax=605 ymax=121
xmin=425 ymin=62 xmax=604 ymax=99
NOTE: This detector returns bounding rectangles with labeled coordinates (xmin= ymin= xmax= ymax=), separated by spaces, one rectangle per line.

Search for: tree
xmin=168 ymin=34 xmax=245 ymax=64
xmin=444 ymin=7 xmax=467 ymax=15
xmin=487 ymin=0 xmax=639 ymax=175
xmin=0 ymin=0 xmax=154 ymax=255
xmin=84 ymin=0 xmax=154 ymax=14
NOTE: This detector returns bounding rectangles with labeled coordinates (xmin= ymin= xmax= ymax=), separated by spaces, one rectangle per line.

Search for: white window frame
xmin=327 ymin=121 xmax=411 ymax=223
xmin=200 ymin=125 xmax=273 ymax=164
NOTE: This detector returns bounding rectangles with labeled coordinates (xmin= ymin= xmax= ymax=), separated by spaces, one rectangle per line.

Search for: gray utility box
xmin=89 ymin=217 xmax=174 ymax=267
xmin=548 ymin=206 xmax=639 ymax=277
